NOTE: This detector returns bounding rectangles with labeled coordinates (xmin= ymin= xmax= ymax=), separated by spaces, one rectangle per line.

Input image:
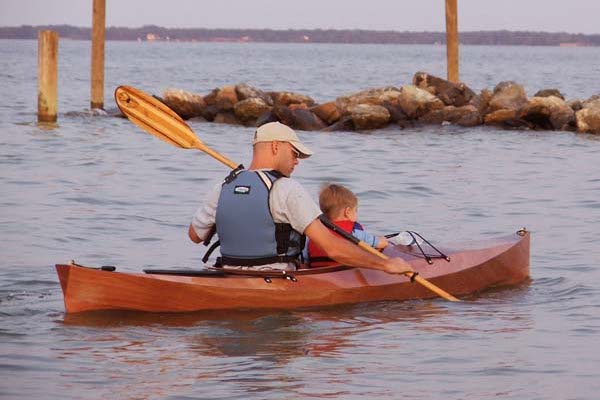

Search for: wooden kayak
xmin=55 ymin=230 xmax=530 ymax=313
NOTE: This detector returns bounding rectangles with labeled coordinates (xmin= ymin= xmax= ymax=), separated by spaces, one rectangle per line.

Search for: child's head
xmin=319 ymin=183 xmax=358 ymax=221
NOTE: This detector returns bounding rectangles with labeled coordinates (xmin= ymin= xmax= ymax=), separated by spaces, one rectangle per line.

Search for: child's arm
xmin=375 ymin=236 xmax=389 ymax=250
xmin=353 ymin=230 xmax=389 ymax=249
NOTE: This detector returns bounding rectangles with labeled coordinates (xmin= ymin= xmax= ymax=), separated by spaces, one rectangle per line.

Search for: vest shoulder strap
xmin=222 ymin=164 xmax=246 ymax=185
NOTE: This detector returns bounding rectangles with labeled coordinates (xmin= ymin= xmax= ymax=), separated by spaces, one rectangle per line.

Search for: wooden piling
xmin=91 ymin=0 xmax=106 ymax=109
xmin=445 ymin=0 xmax=459 ymax=83
xmin=38 ymin=30 xmax=58 ymax=123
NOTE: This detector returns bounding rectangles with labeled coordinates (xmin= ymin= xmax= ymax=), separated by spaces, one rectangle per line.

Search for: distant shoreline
xmin=1 ymin=25 xmax=598 ymax=46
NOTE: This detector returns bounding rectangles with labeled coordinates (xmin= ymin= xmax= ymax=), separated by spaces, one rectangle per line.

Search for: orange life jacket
xmin=307 ymin=220 xmax=364 ymax=268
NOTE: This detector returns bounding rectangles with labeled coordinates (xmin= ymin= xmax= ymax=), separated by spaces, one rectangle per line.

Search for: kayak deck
xmin=56 ymin=230 xmax=530 ymax=313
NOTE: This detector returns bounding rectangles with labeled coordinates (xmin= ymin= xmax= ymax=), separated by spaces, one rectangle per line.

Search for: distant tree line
xmin=1 ymin=25 xmax=598 ymax=46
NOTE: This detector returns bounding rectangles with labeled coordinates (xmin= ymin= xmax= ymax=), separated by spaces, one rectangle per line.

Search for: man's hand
xmin=188 ymin=224 xmax=202 ymax=243
xmin=382 ymin=257 xmax=414 ymax=275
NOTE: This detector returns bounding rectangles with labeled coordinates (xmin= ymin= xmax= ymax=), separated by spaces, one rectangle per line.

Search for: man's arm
xmin=304 ymin=218 xmax=412 ymax=274
xmin=189 ymin=182 xmax=221 ymax=244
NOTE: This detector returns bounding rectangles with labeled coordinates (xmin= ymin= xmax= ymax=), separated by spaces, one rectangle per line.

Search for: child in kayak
xmin=306 ymin=183 xmax=390 ymax=268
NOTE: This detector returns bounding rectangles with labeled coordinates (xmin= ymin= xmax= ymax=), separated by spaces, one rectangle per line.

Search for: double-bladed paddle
xmin=115 ymin=85 xmax=460 ymax=302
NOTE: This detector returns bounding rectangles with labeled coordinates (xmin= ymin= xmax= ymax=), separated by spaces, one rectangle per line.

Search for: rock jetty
xmin=158 ymin=72 xmax=600 ymax=134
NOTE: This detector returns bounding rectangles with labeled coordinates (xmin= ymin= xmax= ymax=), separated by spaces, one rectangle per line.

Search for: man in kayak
xmin=188 ymin=121 xmax=412 ymax=275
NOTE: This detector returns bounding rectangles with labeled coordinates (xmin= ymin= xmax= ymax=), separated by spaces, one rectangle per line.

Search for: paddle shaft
xmin=193 ymin=142 xmax=238 ymax=169
xmin=319 ymin=216 xmax=459 ymax=302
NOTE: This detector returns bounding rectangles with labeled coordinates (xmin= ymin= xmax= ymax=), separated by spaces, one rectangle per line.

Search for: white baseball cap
xmin=253 ymin=122 xmax=313 ymax=158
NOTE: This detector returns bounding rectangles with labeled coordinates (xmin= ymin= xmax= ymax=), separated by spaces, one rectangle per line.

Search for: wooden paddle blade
xmin=115 ymin=85 xmax=202 ymax=149
xmin=115 ymin=85 xmax=239 ymax=170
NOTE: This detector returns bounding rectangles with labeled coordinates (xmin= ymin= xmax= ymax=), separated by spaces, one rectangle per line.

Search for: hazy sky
xmin=1 ymin=0 xmax=598 ymax=34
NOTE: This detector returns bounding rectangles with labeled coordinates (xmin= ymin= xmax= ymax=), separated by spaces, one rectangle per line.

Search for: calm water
xmin=1 ymin=40 xmax=600 ymax=399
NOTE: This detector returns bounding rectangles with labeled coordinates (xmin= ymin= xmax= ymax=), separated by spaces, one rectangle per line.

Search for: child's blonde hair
xmin=319 ymin=183 xmax=358 ymax=219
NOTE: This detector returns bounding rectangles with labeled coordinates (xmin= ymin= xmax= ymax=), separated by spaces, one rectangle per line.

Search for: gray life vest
xmin=214 ymin=169 xmax=305 ymax=266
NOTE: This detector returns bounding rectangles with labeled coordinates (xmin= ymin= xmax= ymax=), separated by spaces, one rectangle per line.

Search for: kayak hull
xmin=56 ymin=231 xmax=530 ymax=313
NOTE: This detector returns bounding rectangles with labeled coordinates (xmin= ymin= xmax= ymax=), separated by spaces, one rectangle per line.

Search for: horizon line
xmin=1 ymin=24 xmax=599 ymax=36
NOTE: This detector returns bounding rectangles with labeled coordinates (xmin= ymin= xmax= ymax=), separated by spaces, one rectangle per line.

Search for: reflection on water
xmin=53 ymin=304 xmax=439 ymax=397
xmin=52 ymin=297 xmax=539 ymax=397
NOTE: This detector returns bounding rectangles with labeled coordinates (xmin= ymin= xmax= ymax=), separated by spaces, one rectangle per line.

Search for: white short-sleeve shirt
xmin=191 ymin=171 xmax=321 ymax=270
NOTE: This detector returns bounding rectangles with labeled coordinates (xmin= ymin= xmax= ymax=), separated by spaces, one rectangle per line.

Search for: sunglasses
xmin=290 ymin=147 xmax=300 ymax=159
